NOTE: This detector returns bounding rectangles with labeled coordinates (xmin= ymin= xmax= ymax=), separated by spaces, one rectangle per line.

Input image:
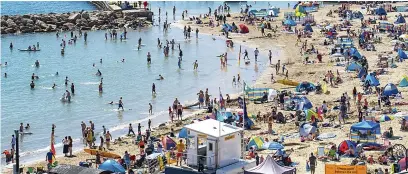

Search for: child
xmin=168 ymin=107 xmax=174 ymax=122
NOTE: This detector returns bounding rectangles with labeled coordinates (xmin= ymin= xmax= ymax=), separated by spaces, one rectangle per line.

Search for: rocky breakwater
xmin=1 ymin=10 xmax=153 ymax=34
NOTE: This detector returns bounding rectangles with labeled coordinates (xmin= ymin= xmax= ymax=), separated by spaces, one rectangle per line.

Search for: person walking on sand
xmin=268 ymin=50 xmax=272 ymax=65
xmin=232 ymin=76 xmax=236 ymax=85
xmin=285 ymin=69 xmax=289 ymax=79
xmin=309 ymin=153 xmax=317 ymax=174
xmin=177 ymin=102 xmax=183 ymax=120
xmin=118 ymin=97 xmax=124 ymax=110
xmin=149 ymin=103 xmax=153 ymax=115
xmin=128 ymin=123 xmax=135 ymax=136
xmin=276 ymin=60 xmax=280 ymax=74
xmin=176 ymin=139 xmax=185 ymax=166
xmin=105 ymin=131 xmax=112 ymax=150
xmin=46 ymin=149 xmax=55 ymax=168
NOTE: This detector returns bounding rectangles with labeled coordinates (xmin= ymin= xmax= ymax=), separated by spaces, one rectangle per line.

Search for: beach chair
xmin=27 ymin=167 xmax=34 ymax=174
xmin=317 ymin=146 xmax=328 ymax=161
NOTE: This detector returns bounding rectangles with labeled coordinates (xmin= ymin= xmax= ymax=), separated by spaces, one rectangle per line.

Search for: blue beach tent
xmin=350 ymin=47 xmax=362 ymax=59
xmin=262 ymin=142 xmax=284 ymax=150
xmin=350 ymin=121 xmax=381 ymax=134
xmin=398 ymin=49 xmax=408 ymax=59
xmin=395 ymin=15 xmax=406 ymax=24
xmin=298 ymin=96 xmax=313 ymax=110
xmin=365 ymin=73 xmax=380 ymax=86
xmin=99 ymin=160 xmax=126 ymax=174
xmin=295 ymin=82 xmax=316 ymax=92
xmin=304 ymin=23 xmax=313 ymax=32
xmin=383 ymin=83 xmax=399 ymax=96
xmin=347 ymin=62 xmax=362 ymax=71
xmin=375 ymin=7 xmax=387 ymax=16
xmin=400 ymin=76 xmax=408 ymax=87
xmin=178 ymin=127 xmax=188 ymax=138
xmin=284 ymin=18 xmax=297 ymax=26
xmin=358 ymin=68 xmax=367 ymax=79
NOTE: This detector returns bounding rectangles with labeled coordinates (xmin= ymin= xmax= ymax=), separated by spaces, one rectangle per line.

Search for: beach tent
xmin=338 ymin=140 xmax=357 ymax=155
xmin=350 ymin=47 xmax=362 ymax=59
xmin=162 ymin=136 xmax=177 ymax=150
xmin=284 ymin=18 xmax=297 ymax=26
xmin=365 ymin=73 xmax=380 ymax=86
xmin=178 ymin=128 xmax=188 ymax=138
xmin=247 ymin=136 xmax=264 ymax=150
xmin=350 ymin=121 xmax=381 ymax=134
xmin=262 ymin=142 xmax=284 ymax=150
xmin=243 ymin=96 xmax=254 ymax=129
xmin=378 ymin=115 xmax=394 ymax=122
xmin=99 ymin=160 xmax=126 ymax=174
xmin=395 ymin=15 xmax=406 ymax=24
xmin=399 ymin=75 xmax=408 ymax=87
xmin=239 ymin=24 xmax=249 ymax=33
xmin=352 ymin=11 xmax=364 ymax=19
xmin=398 ymin=49 xmax=408 ymax=59
xmin=375 ymin=7 xmax=387 ymax=16
xmin=358 ymin=68 xmax=367 ymax=79
xmin=304 ymin=23 xmax=313 ymax=32
xmin=383 ymin=83 xmax=399 ymax=96
xmin=297 ymin=96 xmax=313 ymax=110
xmin=295 ymin=82 xmax=315 ymax=92
xmin=299 ymin=123 xmax=316 ymax=137
xmin=244 ymin=155 xmax=296 ymax=174
xmin=222 ymin=23 xmax=233 ymax=32
xmin=346 ymin=62 xmax=362 ymax=71
xmin=398 ymin=157 xmax=407 ymax=171
xmin=295 ymin=5 xmax=306 ymax=17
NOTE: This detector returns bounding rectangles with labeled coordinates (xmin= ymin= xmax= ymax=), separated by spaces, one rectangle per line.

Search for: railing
xmin=164 ymin=151 xmax=214 ymax=170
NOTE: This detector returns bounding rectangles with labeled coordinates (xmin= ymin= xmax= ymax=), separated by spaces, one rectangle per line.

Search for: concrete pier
xmin=90 ymin=1 xmax=154 ymax=22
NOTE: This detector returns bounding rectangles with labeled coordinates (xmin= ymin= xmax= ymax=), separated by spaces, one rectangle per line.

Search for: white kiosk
xmin=184 ymin=119 xmax=244 ymax=170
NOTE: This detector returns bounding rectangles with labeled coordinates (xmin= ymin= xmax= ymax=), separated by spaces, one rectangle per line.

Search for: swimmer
xmin=4 ymin=73 xmax=7 ymax=78
xmin=20 ymin=123 xmax=24 ymax=132
xmin=193 ymin=60 xmax=198 ymax=70
xmin=138 ymin=37 xmax=142 ymax=46
xmin=9 ymin=42 xmax=13 ymax=49
xmin=30 ymin=81 xmax=35 ymax=89
xmin=96 ymin=69 xmax=102 ymax=76
xmin=65 ymin=76 xmax=69 ymax=86
xmin=25 ymin=123 xmax=30 ymax=129
xmin=93 ymin=63 xmax=95 ymax=67
xmin=100 ymin=59 xmax=102 ymax=63
xmin=56 ymin=72 xmax=59 ymax=76
xmin=35 ymin=60 xmax=40 ymax=67
xmin=147 ymin=52 xmax=152 ymax=64
xmin=52 ymin=83 xmax=57 ymax=89
xmin=121 ymin=59 xmax=125 ymax=63
xmin=5 ymin=62 xmax=8 ymax=66
xmin=31 ymin=73 xmax=39 ymax=80
xmin=159 ymin=75 xmax=164 ymax=80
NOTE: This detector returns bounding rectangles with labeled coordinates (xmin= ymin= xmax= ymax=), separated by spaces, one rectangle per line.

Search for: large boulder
xmin=1 ymin=19 xmax=8 ymax=27
xmin=62 ymin=22 xmax=75 ymax=30
xmin=68 ymin=13 xmax=80 ymax=22
xmin=5 ymin=28 xmax=16 ymax=34
xmin=21 ymin=18 xmax=34 ymax=25
xmin=22 ymin=14 xmax=31 ymax=18
xmin=6 ymin=19 xmax=17 ymax=28
xmin=81 ymin=12 xmax=90 ymax=19
xmin=36 ymin=20 xmax=48 ymax=29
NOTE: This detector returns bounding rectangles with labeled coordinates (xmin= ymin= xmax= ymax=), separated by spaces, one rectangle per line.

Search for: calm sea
xmin=1 ymin=1 xmax=288 ymax=166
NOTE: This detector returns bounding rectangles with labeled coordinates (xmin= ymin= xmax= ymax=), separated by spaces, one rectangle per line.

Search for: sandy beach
xmin=4 ymin=2 xmax=408 ymax=174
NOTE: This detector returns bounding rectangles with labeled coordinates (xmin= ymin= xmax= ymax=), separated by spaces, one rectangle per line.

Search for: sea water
xmin=0 ymin=1 xmax=287 ymax=166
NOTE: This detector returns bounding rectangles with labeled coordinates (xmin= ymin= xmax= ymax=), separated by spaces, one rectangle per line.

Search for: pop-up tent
xmin=239 ymin=24 xmax=249 ymax=33
xmin=338 ymin=140 xmax=357 ymax=155
xmin=358 ymin=68 xmax=367 ymax=79
xmin=284 ymin=18 xmax=297 ymax=26
xmin=375 ymin=7 xmax=387 ymax=16
xmin=350 ymin=47 xmax=362 ymax=59
xmin=350 ymin=121 xmax=381 ymax=134
xmin=304 ymin=23 xmax=313 ymax=32
xmin=99 ymin=160 xmax=126 ymax=174
xmin=295 ymin=82 xmax=315 ymax=92
xmin=365 ymin=73 xmax=380 ymax=86
xmin=383 ymin=83 xmax=399 ymax=96
xmin=247 ymin=136 xmax=264 ymax=150
xmin=262 ymin=142 xmax=284 ymax=150
xmin=347 ymin=62 xmax=362 ymax=71
xmin=244 ymin=155 xmax=296 ymax=174
xmin=295 ymin=4 xmax=306 ymax=17
xmin=178 ymin=127 xmax=188 ymax=138
xmin=398 ymin=48 xmax=408 ymax=59
xmin=162 ymin=136 xmax=177 ymax=150
xmin=399 ymin=75 xmax=408 ymax=87
xmin=299 ymin=122 xmax=316 ymax=137
xmin=395 ymin=15 xmax=406 ymax=24
xmin=353 ymin=11 xmax=364 ymax=19
xmin=297 ymin=96 xmax=313 ymax=110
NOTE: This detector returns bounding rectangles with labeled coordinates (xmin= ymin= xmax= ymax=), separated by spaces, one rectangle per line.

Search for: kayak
xmin=84 ymin=148 xmax=121 ymax=158
xmin=19 ymin=49 xmax=41 ymax=51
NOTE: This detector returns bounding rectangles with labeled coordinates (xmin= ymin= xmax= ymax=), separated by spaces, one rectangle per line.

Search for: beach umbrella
xmin=99 ymin=160 xmax=126 ymax=174
xmin=247 ymin=136 xmax=264 ymax=150
xmin=378 ymin=115 xmax=394 ymax=122
xmin=262 ymin=142 xmax=284 ymax=150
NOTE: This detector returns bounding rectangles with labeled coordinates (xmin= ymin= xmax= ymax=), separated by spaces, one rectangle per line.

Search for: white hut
xmin=184 ymin=119 xmax=244 ymax=169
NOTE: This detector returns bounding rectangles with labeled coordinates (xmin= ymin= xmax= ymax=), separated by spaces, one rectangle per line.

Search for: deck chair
xmin=317 ymin=146 xmax=328 ymax=161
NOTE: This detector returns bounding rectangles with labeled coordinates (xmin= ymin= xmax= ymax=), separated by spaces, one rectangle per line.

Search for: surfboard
xmin=20 ymin=132 xmax=33 ymax=135
xmin=84 ymin=148 xmax=121 ymax=159
xmin=133 ymin=49 xmax=142 ymax=51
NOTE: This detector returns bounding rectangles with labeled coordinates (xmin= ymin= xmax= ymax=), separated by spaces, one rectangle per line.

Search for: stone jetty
xmin=1 ymin=5 xmax=154 ymax=34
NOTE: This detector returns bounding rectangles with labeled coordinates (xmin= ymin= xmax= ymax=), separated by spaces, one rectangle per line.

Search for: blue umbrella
xmin=99 ymin=160 xmax=126 ymax=174
xmin=262 ymin=142 xmax=284 ymax=150
xmin=178 ymin=127 xmax=188 ymax=138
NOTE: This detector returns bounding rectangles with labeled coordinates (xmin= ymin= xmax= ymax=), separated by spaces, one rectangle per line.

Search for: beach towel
xmin=317 ymin=133 xmax=336 ymax=139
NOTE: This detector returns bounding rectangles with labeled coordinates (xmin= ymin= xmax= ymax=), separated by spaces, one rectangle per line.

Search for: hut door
xmin=206 ymin=139 xmax=216 ymax=169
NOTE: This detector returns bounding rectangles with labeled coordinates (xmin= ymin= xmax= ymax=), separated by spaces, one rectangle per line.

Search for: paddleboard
xmin=133 ymin=49 xmax=142 ymax=51
xmin=20 ymin=132 xmax=33 ymax=135
xmin=84 ymin=148 xmax=121 ymax=158
xmin=135 ymin=44 xmax=146 ymax=46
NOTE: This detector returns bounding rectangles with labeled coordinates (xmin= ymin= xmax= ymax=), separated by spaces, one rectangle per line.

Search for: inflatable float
xmin=276 ymin=79 xmax=299 ymax=86
xmin=84 ymin=149 xmax=121 ymax=159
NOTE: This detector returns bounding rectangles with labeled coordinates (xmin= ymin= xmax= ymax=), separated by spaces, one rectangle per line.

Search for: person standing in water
xmin=35 ymin=60 xmax=40 ymax=67
xmin=237 ymin=74 xmax=241 ymax=84
xmin=98 ymin=82 xmax=103 ymax=93
xmin=243 ymin=49 xmax=249 ymax=60
xmin=66 ymin=90 xmax=71 ymax=102
xmin=147 ymin=52 xmax=152 ymax=64
xmin=196 ymin=28 xmax=199 ymax=38
xmin=30 ymin=81 xmax=35 ymax=89
xmin=148 ymin=119 xmax=152 ymax=130
xmin=152 ymin=83 xmax=156 ymax=95
xmin=254 ymin=48 xmax=259 ymax=62
xmin=276 ymin=60 xmax=280 ymax=75
xmin=193 ymin=60 xmax=198 ymax=70
xmin=71 ymin=83 xmax=75 ymax=94
xmin=65 ymin=76 xmax=69 ymax=86
xmin=9 ymin=42 xmax=13 ymax=49
xmin=149 ymin=103 xmax=153 ymax=115
xmin=178 ymin=58 xmax=182 ymax=69
xmin=268 ymin=50 xmax=272 ymax=65
xmin=179 ymin=49 xmax=183 ymax=61
xmin=118 ymin=97 xmax=124 ymax=110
